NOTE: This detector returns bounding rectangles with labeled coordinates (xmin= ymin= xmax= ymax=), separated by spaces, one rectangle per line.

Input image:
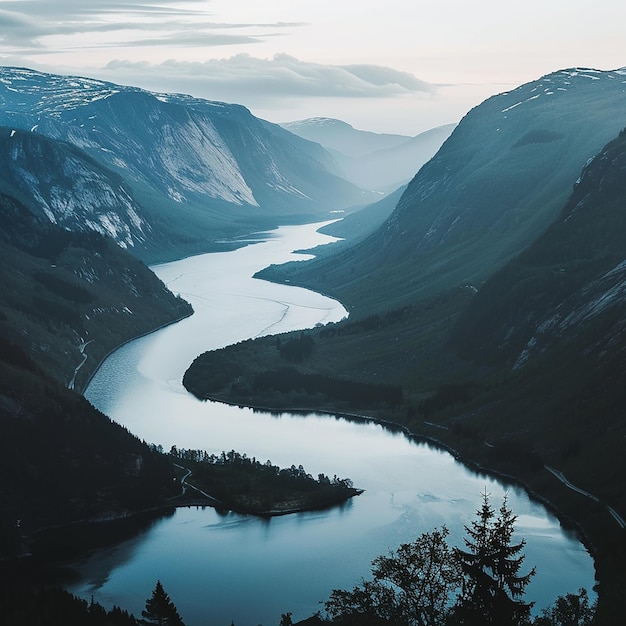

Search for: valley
xmin=1 ymin=63 xmax=625 ymax=625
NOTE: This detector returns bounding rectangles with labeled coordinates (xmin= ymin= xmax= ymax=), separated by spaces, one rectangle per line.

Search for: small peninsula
xmin=167 ymin=448 xmax=362 ymax=516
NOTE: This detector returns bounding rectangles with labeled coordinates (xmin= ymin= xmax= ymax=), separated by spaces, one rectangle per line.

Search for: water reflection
xmin=74 ymin=222 xmax=595 ymax=626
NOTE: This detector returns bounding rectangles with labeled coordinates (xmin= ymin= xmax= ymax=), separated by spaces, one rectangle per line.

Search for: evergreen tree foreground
xmin=324 ymin=491 xmax=594 ymax=626
xmin=139 ymin=580 xmax=185 ymax=626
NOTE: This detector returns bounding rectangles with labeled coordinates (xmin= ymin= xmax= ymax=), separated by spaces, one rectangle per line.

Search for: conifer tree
xmin=453 ymin=491 xmax=535 ymax=625
xmin=139 ymin=580 xmax=185 ymax=626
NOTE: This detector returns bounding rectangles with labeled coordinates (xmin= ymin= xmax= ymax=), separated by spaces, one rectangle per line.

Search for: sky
xmin=0 ymin=0 xmax=625 ymax=135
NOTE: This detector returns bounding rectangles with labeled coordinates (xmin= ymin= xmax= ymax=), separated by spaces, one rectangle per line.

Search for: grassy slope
xmin=183 ymin=129 xmax=626 ymax=623
xmin=0 ymin=193 xmax=192 ymax=390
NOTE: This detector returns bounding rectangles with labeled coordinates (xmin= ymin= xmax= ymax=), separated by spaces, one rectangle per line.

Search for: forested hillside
xmin=185 ymin=123 xmax=626 ymax=622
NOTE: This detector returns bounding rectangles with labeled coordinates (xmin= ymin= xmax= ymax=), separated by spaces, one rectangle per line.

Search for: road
xmin=546 ymin=465 xmax=626 ymax=529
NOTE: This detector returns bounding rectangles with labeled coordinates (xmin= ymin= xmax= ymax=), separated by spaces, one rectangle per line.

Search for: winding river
xmin=73 ymin=222 xmax=595 ymax=626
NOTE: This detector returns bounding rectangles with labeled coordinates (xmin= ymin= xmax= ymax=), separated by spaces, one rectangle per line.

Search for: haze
xmin=1 ymin=0 xmax=624 ymax=134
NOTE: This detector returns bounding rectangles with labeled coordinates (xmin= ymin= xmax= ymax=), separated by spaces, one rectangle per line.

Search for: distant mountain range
xmin=0 ymin=67 xmax=372 ymax=262
xmin=281 ymin=117 xmax=456 ymax=192
xmin=266 ymin=68 xmax=626 ymax=312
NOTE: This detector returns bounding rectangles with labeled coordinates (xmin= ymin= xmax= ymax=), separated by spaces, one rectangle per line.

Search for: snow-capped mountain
xmin=0 ymin=128 xmax=150 ymax=250
xmin=0 ymin=67 xmax=368 ymax=261
xmin=263 ymin=68 xmax=626 ymax=313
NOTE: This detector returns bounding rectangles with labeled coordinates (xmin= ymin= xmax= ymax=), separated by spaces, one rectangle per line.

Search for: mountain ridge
xmin=0 ymin=66 xmax=372 ymax=262
xmin=262 ymin=67 xmax=626 ymax=312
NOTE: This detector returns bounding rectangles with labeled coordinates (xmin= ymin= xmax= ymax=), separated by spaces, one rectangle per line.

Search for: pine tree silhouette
xmin=453 ymin=491 xmax=535 ymax=625
xmin=139 ymin=580 xmax=185 ymax=626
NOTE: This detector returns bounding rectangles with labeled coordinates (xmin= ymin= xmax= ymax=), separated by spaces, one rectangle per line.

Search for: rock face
xmin=453 ymin=127 xmax=626 ymax=369
xmin=0 ymin=189 xmax=192 ymax=390
xmin=0 ymin=67 xmax=368 ymax=261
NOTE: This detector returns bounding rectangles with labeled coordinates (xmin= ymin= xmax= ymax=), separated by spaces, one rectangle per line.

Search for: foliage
xmin=325 ymin=494 xmax=537 ymax=626
xmin=139 ymin=580 xmax=185 ymax=626
xmin=168 ymin=447 xmax=358 ymax=515
xmin=0 ymin=583 xmax=138 ymax=626
xmin=326 ymin=526 xmax=461 ymax=626
xmin=0 ymin=342 xmax=178 ymax=559
xmin=278 ymin=331 xmax=314 ymax=362
xmin=533 ymin=588 xmax=596 ymax=626
xmin=452 ymin=492 xmax=535 ymax=625
xmin=251 ymin=367 xmax=403 ymax=407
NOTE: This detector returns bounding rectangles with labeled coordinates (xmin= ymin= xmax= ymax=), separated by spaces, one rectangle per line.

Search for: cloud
xmin=103 ymin=54 xmax=435 ymax=101
xmin=0 ymin=1 xmax=305 ymax=52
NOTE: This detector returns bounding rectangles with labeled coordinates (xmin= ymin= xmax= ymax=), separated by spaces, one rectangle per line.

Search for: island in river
xmin=167 ymin=448 xmax=362 ymax=516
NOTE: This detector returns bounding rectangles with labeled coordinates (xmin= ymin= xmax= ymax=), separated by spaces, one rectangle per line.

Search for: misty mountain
xmin=316 ymin=185 xmax=407 ymax=251
xmin=280 ymin=117 xmax=411 ymax=157
xmin=282 ymin=117 xmax=456 ymax=192
xmin=0 ymin=67 xmax=370 ymax=262
xmin=266 ymin=68 xmax=626 ymax=312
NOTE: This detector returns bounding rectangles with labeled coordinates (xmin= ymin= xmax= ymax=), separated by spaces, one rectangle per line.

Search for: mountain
xmin=265 ymin=68 xmax=626 ymax=313
xmin=434 ymin=128 xmax=626 ymax=623
xmin=280 ymin=117 xmax=410 ymax=157
xmin=193 ymin=125 xmax=626 ymax=623
xmin=0 ymin=127 xmax=152 ymax=252
xmin=0 ymin=67 xmax=370 ymax=262
xmin=313 ymin=185 xmax=407 ymax=255
xmin=281 ymin=117 xmax=456 ymax=192
xmin=0 ymin=190 xmax=192 ymax=391
xmin=0 ymin=190 xmax=193 ymax=556
xmin=453 ymin=127 xmax=626 ymax=368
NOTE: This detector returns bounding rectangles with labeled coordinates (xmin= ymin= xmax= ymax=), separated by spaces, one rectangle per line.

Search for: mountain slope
xmin=0 ymin=191 xmax=194 ymax=555
xmin=0 ymin=127 xmax=152 ymax=251
xmin=280 ymin=117 xmax=410 ymax=157
xmin=281 ymin=117 xmax=456 ymax=192
xmin=453 ymin=127 xmax=626 ymax=367
xmin=0 ymin=191 xmax=192 ymax=391
xmin=265 ymin=68 xmax=626 ymax=313
xmin=0 ymin=67 xmax=369 ymax=262
xmin=193 ymin=125 xmax=626 ymax=622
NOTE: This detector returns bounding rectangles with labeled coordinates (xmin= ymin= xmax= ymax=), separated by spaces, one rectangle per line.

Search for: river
xmin=73 ymin=221 xmax=595 ymax=626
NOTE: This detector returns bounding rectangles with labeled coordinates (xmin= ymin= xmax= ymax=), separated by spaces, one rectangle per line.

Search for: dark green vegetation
xmin=0 ymin=190 xmax=192 ymax=391
xmin=184 ymin=329 xmax=404 ymax=411
xmin=183 ymin=78 xmax=626 ymax=622
xmin=139 ymin=580 xmax=185 ymax=626
xmin=324 ymin=493 xmax=594 ymax=626
xmin=0 ymin=575 xmax=183 ymax=625
xmin=0 ymin=583 xmax=140 ymax=626
xmin=169 ymin=448 xmax=360 ymax=515
xmin=325 ymin=493 xmax=538 ymax=626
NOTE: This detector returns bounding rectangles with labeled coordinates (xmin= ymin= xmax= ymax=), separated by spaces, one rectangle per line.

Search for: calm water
xmin=76 ymin=222 xmax=595 ymax=626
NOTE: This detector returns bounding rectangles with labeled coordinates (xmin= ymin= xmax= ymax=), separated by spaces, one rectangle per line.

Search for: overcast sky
xmin=1 ymin=0 xmax=625 ymax=135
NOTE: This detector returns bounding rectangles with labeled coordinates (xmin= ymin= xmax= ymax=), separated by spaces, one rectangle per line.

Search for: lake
xmin=74 ymin=222 xmax=595 ymax=626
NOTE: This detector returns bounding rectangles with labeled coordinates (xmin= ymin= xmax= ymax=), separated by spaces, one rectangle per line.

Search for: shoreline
xmin=195 ymin=392 xmax=598 ymax=561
